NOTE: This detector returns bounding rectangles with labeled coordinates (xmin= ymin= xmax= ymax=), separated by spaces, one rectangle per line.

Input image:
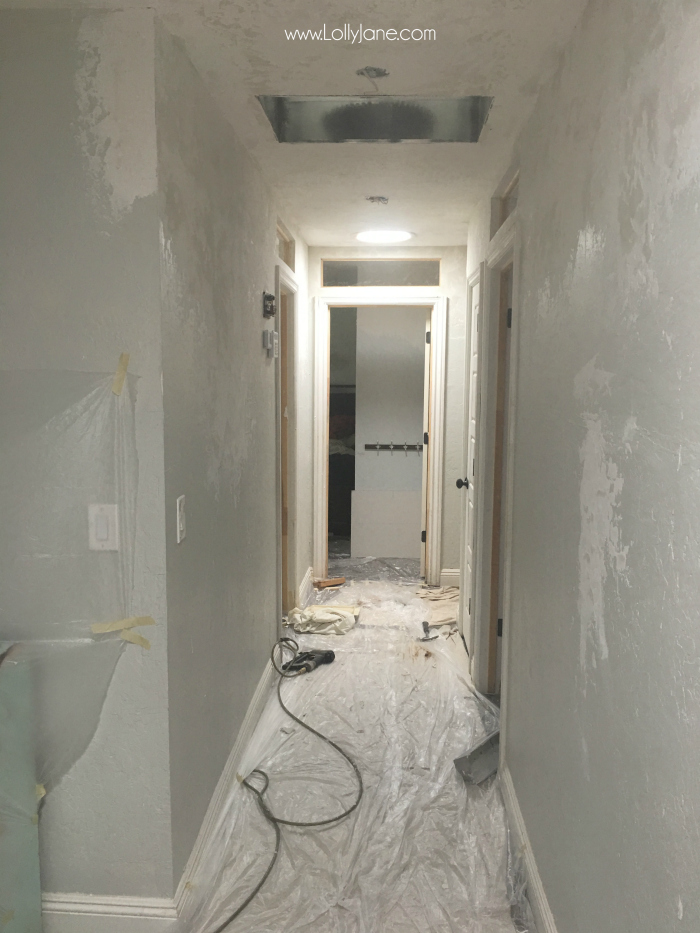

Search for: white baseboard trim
xmin=298 ymin=565 xmax=314 ymax=608
xmin=42 ymin=893 xmax=176 ymax=933
xmin=439 ymin=569 xmax=460 ymax=587
xmin=500 ymin=764 xmax=558 ymax=933
xmin=43 ymin=659 xmax=277 ymax=932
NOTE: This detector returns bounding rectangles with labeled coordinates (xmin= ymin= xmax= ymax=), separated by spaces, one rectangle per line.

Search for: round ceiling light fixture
xmin=356 ymin=230 xmax=413 ymax=244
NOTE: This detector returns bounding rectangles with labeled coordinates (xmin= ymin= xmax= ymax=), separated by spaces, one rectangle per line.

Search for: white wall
xmin=310 ymin=246 xmax=468 ymax=571
xmin=0 ymin=10 xmax=173 ymax=898
xmin=475 ymin=0 xmax=700 ymax=928
xmin=155 ymin=25 xmax=311 ymax=885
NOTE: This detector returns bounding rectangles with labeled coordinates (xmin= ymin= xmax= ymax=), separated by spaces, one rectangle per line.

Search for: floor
xmin=327 ymin=536 xmax=423 ymax=584
xmin=182 ymin=575 xmax=530 ymax=933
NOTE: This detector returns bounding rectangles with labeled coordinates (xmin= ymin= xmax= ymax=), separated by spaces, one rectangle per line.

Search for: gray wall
xmin=156 ymin=27 xmax=284 ymax=884
xmin=488 ymin=0 xmax=700 ymax=928
xmin=310 ymin=246 xmax=468 ymax=571
xmin=0 ymin=10 xmax=173 ymax=897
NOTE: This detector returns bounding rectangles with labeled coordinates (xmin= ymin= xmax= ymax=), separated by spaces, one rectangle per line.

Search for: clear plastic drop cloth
xmin=327 ymin=555 xmax=422 ymax=584
xmin=177 ymin=582 xmax=526 ymax=933
xmin=0 ymin=370 xmax=141 ymax=792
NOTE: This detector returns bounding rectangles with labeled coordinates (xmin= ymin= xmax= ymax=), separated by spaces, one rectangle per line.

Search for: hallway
xmin=182 ymin=579 xmax=518 ymax=933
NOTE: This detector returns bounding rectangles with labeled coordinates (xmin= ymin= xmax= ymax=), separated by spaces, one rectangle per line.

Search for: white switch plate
xmin=176 ymin=495 xmax=186 ymax=544
xmin=88 ymin=504 xmax=119 ymax=551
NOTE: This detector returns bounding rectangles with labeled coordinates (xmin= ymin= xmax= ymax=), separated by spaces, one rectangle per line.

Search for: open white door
xmin=458 ymin=268 xmax=482 ymax=650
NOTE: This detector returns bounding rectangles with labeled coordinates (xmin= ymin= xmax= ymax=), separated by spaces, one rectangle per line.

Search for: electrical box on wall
xmin=176 ymin=495 xmax=186 ymax=544
xmin=88 ymin=504 xmax=119 ymax=551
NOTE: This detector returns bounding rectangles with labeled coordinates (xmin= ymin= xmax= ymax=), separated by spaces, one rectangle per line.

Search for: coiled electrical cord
xmin=209 ymin=637 xmax=364 ymax=933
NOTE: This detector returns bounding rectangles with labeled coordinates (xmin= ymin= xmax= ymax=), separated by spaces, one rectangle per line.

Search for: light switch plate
xmin=88 ymin=504 xmax=119 ymax=551
xmin=176 ymin=495 xmax=186 ymax=544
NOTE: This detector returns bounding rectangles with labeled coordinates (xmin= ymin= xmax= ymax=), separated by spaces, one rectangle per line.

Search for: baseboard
xmin=298 ymin=565 xmax=314 ymax=608
xmin=43 ymin=659 xmax=277 ymax=933
xmin=42 ymin=893 xmax=176 ymax=933
xmin=500 ymin=764 xmax=559 ymax=933
xmin=439 ymin=569 xmax=460 ymax=587
xmin=173 ymin=658 xmax=277 ymax=916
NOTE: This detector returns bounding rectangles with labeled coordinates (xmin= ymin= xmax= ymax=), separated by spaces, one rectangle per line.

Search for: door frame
xmin=471 ymin=214 xmax=520 ymax=695
xmin=275 ymin=263 xmax=298 ymax=629
xmin=458 ymin=263 xmax=485 ymax=649
xmin=313 ymin=292 xmax=447 ymax=584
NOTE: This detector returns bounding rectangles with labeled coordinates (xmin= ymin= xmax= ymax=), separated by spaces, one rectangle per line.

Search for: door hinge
xmin=424 ymin=432 xmax=429 ymax=446
xmin=497 ymin=618 xmax=503 ymax=637
xmin=426 ymin=331 xmax=431 ymax=344
xmin=421 ymin=530 xmax=427 ymax=543
xmin=507 ymin=307 xmax=512 ymax=328
xmin=472 ymin=458 xmax=475 ymax=476
xmin=468 ymin=597 xmax=472 ymax=615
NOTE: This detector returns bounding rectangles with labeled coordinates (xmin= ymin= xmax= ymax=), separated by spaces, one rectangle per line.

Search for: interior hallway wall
xmin=310 ymin=246 xmax=467 ymax=571
xmin=156 ymin=27 xmax=312 ymax=884
xmin=0 ymin=10 xmax=173 ymax=897
xmin=479 ymin=0 xmax=700 ymax=929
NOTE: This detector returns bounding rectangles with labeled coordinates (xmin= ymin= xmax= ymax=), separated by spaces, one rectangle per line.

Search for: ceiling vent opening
xmin=258 ymin=96 xmax=493 ymax=143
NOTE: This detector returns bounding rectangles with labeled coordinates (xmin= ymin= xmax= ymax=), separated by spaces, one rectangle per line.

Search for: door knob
xmin=456 ymin=477 xmax=470 ymax=489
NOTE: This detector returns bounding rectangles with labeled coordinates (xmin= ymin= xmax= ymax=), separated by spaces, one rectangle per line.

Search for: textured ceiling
xmin=5 ymin=0 xmax=590 ymax=244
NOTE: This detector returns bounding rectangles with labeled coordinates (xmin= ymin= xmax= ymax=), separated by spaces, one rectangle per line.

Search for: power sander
xmin=282 ymin=648 xmax=335 ymax=674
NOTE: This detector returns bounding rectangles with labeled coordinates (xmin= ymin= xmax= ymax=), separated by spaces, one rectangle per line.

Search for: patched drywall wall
xmin=156 ymin=26 xmax=303 ymax=884
xmin=497 ymin=0 xmax=700 ymax=929
xmin=0 ymin=10 xmax=172 ymax=897
xmin=310 ymin=246 xmax=467 ymax=571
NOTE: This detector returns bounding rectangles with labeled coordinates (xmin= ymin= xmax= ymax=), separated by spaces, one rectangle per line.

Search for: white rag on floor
xmin=287 ymin=604 xmax=359 ymax=634
xmin=418 ymin=585 xmax=460 ymax=625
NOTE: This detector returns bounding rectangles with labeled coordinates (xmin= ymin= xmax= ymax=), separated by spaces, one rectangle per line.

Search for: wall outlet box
xmin=88 ymin=504 xmax=119 ymax=551
xmin=176 ymin=495 xmax=186 ymax=544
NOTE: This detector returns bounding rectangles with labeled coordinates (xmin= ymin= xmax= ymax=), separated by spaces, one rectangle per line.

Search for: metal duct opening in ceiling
xmin=257 ymin=96 xmax=493 ymax=143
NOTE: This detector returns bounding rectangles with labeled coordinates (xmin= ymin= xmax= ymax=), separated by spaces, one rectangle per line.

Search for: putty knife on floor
xmin=454 ymin=730 xmax=500 ymax=784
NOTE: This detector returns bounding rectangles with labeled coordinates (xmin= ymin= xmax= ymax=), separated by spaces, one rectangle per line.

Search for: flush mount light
xmin=356 ymin=230 xmax=413 ymax=244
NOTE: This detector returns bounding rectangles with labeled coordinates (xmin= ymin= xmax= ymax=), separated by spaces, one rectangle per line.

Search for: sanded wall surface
xmin=156 ymin=27 xmax=312 ymax=884
xmin=482 ymin=0 xmax=700 ymax=929
xmin=0 ymin=10 xmax=173 ymax=897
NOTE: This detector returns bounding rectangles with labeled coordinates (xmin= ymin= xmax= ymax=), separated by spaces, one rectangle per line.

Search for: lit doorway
xmin=314 ymin=295 xmax=447 ymax=585
xmin=326 ymin=306 xmax=430 ymax=578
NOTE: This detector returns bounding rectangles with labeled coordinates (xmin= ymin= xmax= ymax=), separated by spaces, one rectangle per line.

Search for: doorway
xmin=326 ymin=306 xmax=430 ymax=575
xmin=468 ymin=246 xmax=515 ymax=696
xmin=276 ymin=266 xmax=298 ymax=616
xmin=314 ymin=295 xmax=447 ymax=584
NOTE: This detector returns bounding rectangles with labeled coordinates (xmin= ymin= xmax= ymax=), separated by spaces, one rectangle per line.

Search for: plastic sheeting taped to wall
xmin=177 ymin=582 xmax=523 ymax=933
xmin=0 ymin=370 xmax=142 ymax=930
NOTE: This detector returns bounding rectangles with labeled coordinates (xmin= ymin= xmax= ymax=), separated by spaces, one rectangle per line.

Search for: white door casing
xmin=458 ymin=266 xmax=484 ymax=650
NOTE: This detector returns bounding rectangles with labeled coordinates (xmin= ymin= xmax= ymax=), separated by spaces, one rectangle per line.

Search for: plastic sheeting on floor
xmin=327 ymin=555 xmax=422 ymax=583
xmin=178 ymin=582 xmax=530 ymax=933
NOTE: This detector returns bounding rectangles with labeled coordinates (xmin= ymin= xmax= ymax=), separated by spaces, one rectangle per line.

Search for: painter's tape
xmin=91 ymin=615 xmax=156 ymax=634
xmin=112 ymin=352 xmax=130 ymax=396
xmin=35 ymin=784 xmax=46 ymax=801
xmin=120 ymin=629 xmax=151 ymax=650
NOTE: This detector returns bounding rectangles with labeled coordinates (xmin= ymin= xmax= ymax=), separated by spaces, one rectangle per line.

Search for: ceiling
xmin=6 ymin=0 xmax=590 ymax=245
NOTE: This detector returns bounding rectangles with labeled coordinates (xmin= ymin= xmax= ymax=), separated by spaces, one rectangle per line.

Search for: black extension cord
xmin=208 ymin=637 xmax=364 ymax=933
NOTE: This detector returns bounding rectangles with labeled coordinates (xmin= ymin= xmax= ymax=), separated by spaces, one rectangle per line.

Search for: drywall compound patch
xmin=75 ymin=11 xmax=157 ymax=220
xmin=576 ymin=358 xmax=629 ymax=684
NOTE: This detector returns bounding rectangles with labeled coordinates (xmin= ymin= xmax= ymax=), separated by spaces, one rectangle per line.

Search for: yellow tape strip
xmin=91 ymin=615 xmax=156 ymax=634
xmin=36 ymin=784 xmax=46 ymax=801
xmin=120 ymin=629 xmax=151 ymax=650
xmin=112 ymin=352 xmax=130 ymax=396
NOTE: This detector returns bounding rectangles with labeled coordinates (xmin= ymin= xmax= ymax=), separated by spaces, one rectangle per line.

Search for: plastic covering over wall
xmin=0 ymin=372 xmax=142 ymax=928
xmin=175 ymin=581 xmax=531 ymax=933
